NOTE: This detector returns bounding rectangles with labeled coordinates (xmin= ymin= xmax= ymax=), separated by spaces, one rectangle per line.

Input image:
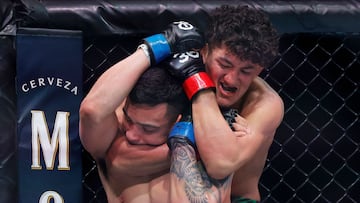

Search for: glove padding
xmin=142 ymin=21 xmax=204 ymax=65
xmin=167 ymin=113 xmax=195 ymax=150
xmin=221 ymin=108 xmax=238 ymax=131
xmin=165 ymin=51 xmax=215 ymax=100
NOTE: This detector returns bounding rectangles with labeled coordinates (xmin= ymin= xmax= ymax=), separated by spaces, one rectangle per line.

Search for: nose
xmin=124 ymin=123 xmax=142 ymax=144
xmin=223 ymin=70 xmax=238 ymax=85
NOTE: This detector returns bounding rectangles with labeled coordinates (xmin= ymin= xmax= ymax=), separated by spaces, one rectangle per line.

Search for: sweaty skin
xmin=116 ymin=45 xmax=283 ymax=202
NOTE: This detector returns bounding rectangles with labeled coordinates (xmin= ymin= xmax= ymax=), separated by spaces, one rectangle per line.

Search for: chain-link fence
xmin=260 ymin=33 xmax=359 ymax=202
xmin=81 ymin=33 xmax=359 ymax=202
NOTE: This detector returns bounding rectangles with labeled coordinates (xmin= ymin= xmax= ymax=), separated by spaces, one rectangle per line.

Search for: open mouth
xmin=220 ymin=82 xmax=237 ymax=94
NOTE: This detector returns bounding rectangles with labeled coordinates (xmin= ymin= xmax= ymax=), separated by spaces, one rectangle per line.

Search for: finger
xmin=231 ymin=123 xmax=249 ymax=137
xmin=234 ymin=114 xmax=248 ymax=126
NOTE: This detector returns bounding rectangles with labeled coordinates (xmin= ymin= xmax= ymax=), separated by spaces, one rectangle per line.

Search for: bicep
xmin=79 ymin=110 xmax=119 ymax=159
xmin=234 ymin=98 xmax=284 ymax=165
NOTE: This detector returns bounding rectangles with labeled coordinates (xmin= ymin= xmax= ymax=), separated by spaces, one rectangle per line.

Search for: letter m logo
xmin=31 ymin=111 xmax=70 ymax=170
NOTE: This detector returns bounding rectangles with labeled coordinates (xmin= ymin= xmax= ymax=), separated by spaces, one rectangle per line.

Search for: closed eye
xmin=123 ymin=108 xmax=160 ymax=133
xmin=241 ymin=65 xmax=256 ymax=75
xmin=142 ymin=126 xmax=158 ymax=134
xmin=218 ymin=59 xmax=232 ymax=68
xmin=241 ymin=69 xmax=252 ymax=75
xmin=217 ymin=57 xmax=233 ymax=69
xmin=220 ymin=63 xmax=232 ymax=69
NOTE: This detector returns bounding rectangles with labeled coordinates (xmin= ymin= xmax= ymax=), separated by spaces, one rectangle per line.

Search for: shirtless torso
xmin=99 ymin=77 xmax=283 ymax=203
xmin=99 ymin=136 xmax=233 ymax=203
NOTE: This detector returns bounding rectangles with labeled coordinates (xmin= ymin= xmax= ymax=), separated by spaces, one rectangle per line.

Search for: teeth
xmin=221 ymin=83 xmax=236 ymax=92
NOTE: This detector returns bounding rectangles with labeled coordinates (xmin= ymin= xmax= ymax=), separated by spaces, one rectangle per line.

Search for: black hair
xmin=128 ymin=65 xmax=189 ymax=117
xmin=205 ymin=5 xmax=279 ymax=68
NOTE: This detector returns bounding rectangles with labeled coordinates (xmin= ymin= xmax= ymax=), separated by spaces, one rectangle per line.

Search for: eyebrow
xmin=218 ymin=56 xmax=233 ymax=66
xmin=242 ymin=65 xmax=256 ymax=70
xmin=122 ymin=108 xmax=160 ymax=130
xmin=219 ymin=56 xmax=256 ymax=70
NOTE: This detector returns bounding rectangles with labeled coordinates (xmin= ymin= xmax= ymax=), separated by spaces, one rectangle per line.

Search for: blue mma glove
xmin=140 ymin=21 xmax=204 ymax=64
xmin=167 ymin=113 xmax=195 ymax=150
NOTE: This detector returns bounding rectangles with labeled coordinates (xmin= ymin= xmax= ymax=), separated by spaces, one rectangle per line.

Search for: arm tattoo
xmin=170 ymin=142 xmax=232 ymax=203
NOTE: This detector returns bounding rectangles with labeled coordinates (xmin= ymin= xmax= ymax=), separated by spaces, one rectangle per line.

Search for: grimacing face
xmin=202 ymin=45 xmax=263 ymax=108
xmin=122 ymin=102 xmax=178 ymax=146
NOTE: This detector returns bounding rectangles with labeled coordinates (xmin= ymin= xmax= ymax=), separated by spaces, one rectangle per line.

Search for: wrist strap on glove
xmin=183 ymin=72 xmax=215 ymax=100
xmin=168 ymin=121 xmax=195 ymax=150
xmin=144 ymin=34 xmax=171 ymax=64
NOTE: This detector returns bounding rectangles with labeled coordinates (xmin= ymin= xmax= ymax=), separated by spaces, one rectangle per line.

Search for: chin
xmin=217 ymin=95 xmax=241 ymax=109
xmin=216 ymin=97 xmax=232 ymax=109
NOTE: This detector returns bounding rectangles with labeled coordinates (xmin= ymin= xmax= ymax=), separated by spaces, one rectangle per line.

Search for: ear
xmin=200 ymin=43 xmax=208 ymax=63
xmin=116 ymin=99 xmax=127 ymax=117
xmin=255 ymin=65 xmax=264 ymax=76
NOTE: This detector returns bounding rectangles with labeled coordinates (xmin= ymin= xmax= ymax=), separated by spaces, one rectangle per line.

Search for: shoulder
xmin=241 ymin=77 xmax=284 ymax=132
xmin=242 ymin=77 xmax=283 ymax=114
xmin=256 ymin=77 xmax=284 ymax=113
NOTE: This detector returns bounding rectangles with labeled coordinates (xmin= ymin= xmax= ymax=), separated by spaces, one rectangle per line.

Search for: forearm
xmin=123 ymin=147 xmax=170 ymax=177
xmin=164 ymin=51 xmax=240 ymax=178
xmin=81 ymin=49 xmax=150 ymax=118
xmin=169 ymin=142 xmax=202 ymax=203
xmin=169 ymin=141 xmax=231 ymax=203
xmin=192 ymin=91 xmax=240 ymax=179
xmin=107 ymin=137 xmax=170 ymax=176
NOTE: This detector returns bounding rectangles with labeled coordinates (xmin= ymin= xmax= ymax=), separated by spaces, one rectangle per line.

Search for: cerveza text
xmin=21 ymin=77 xmax=78 ymax=95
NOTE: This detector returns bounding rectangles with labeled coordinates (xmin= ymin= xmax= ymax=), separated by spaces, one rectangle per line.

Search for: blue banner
xmin=16 ymin=28 xmax=83 ymax=203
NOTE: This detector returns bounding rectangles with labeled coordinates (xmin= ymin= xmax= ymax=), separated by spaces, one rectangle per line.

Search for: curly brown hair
xmin=205 ymin=5 xmax=279 ymax=68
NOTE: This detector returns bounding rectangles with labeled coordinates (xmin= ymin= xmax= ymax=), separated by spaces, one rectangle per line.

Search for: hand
xmin=141 ymin=21 xmax=204 ymax=64
xmin=221 ymin=108 xmax=238 ymax=131
xmin=232 ymin=114 xmax=252 ymax=137
xmin=165 ymin=51 xmax=215 ymax=100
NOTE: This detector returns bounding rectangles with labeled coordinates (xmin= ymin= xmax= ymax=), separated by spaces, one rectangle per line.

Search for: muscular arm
xmin=79 ymin=49 xmax=150 ymax=159
xmin=169 ymin=141 xmax=232 ymax=203
xmin=192 ymin=78 xmax=284 ymax=179
xmin=106 ymin=135 xmax=170 ymax=176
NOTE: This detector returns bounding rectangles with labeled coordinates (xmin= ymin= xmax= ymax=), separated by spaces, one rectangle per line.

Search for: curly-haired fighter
xmin=191 ymin=5 xmax=284 ymax=202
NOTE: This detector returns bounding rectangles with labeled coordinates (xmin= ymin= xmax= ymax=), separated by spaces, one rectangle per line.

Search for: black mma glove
xmin=139 ymin=21 xmax=204 ymax=65
xmin=167 ymin=111 xmax=195 ymax=150
xmin=221 ymin=108 xmax=238 ymax=131
xmin=165 ymin=51 xmax=215 ymax=100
